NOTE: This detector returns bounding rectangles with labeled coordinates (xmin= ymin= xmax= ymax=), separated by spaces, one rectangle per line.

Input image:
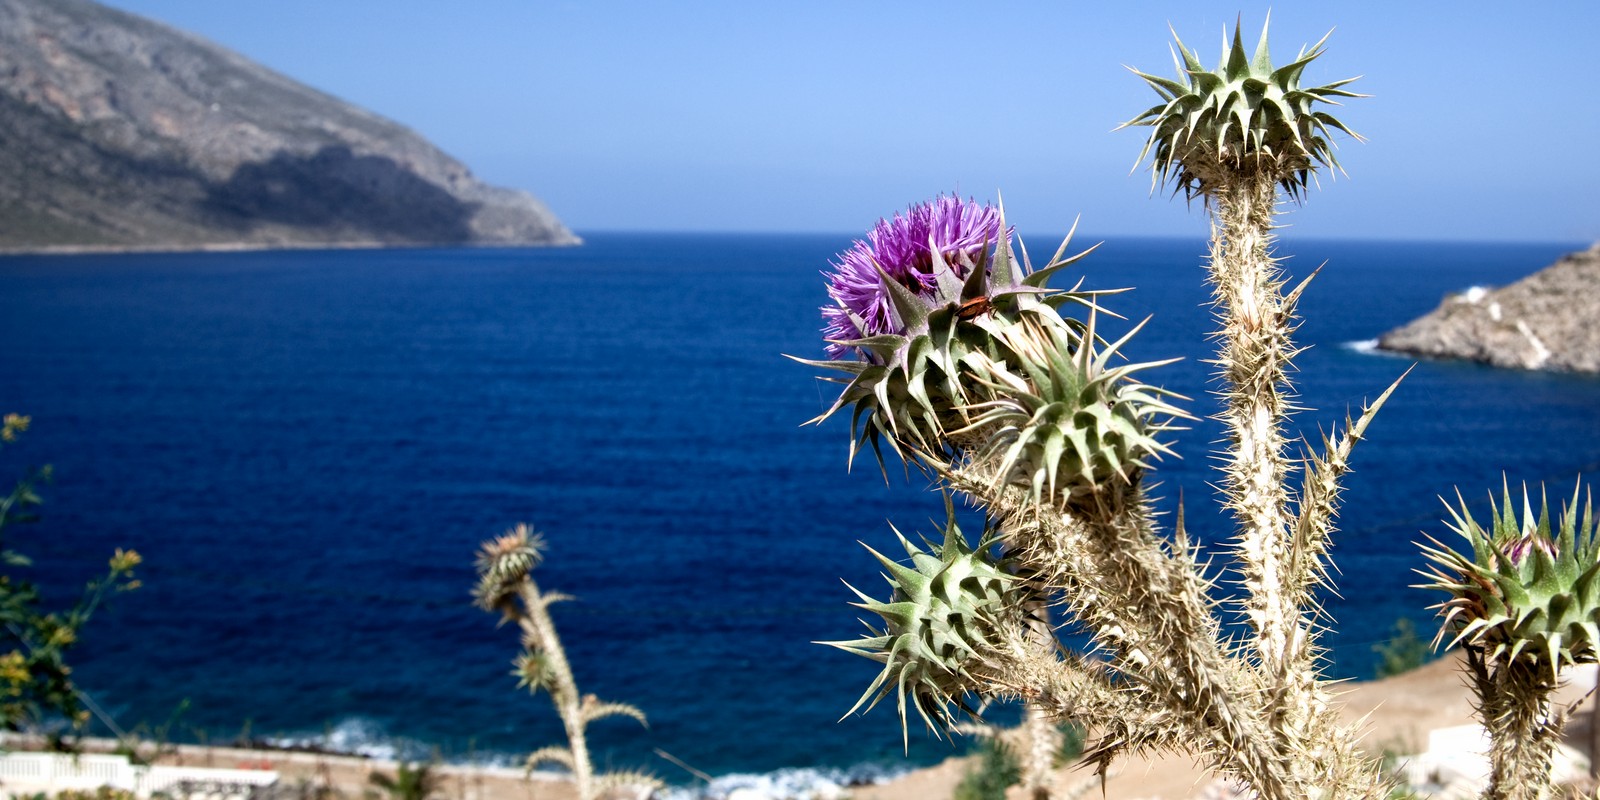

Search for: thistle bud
xmin=820 ymin=496 xmax=1021 ymax=743
xmin=473 ymin=524 xmax=546 ymax=613
xmin=1121 ymin=16 xmax=1364 ymax=199
xmin=1419 ymin=483 xmax=1600 ymax=679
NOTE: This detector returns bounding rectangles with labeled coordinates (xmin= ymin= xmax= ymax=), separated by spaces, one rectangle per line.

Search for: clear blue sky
xmin=98 ymin=1 xmax=1600 ymax=242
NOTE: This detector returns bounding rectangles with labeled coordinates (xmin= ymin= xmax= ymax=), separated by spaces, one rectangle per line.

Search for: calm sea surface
xmin=1 ymin=233 xmax=1598 ymax=780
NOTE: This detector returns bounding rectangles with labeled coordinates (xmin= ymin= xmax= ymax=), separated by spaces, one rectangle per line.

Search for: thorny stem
xmin=1056 ymin=494 xmax=1298 ymax=799
xmin=1019 ymin=702 xmax=1061 ymax=800
xmin=971 ymin=626 xmax=1147 ymax=753
xmin=517 ymin=582 xmax=594 ymax=800
xmin=1205 ymin=176 xmax=1384 ymax=795
xmin=1467 ymin=649 xmax=1561 ymax=800
xmin=1209 ymin=176 xmax=1302 ymax=683
xmin=950 ymin=458 xmax=1299 ymax=798
xmin=1006 ymin=546 xmax=1064 ymax=800
xmin=1208 ymin=177 xmax=1357 ymax=783
xmin=945 ymin=446 xmax=1384 ymax=799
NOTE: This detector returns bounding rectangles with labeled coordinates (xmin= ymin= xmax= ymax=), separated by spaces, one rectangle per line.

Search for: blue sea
xmin=1 ymin=233 xmax=1598 ymax=787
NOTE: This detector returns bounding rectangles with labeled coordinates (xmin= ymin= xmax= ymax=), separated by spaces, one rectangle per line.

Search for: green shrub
xmin=954 ymin=739 xmax=1021 ymax=800
xmin=1372 ymin=618 xmax=1430 ymax=679
xmin=0 ymin=414 xmax=141 ymax=736
xmin=50 ymin=788 xmax=138 ymax=800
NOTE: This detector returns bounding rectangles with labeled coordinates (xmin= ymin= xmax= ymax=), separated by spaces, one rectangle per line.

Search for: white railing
xmin=0 ymin=752 xmax=278 ymax=799
xmin=0 ymin=752 xmax=135 ymax=794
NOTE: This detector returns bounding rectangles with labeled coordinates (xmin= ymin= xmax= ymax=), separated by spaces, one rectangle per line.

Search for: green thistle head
xmin=1418 ymin=483 xmax=1600 ymax=680
xmin=959 ymin=312 xmax=1187 ymax=509
xmin=821 ymin=496 xmax=1020 ymax=744
xmin=1121 ymin=14 xmax=1363 ymax=199
xmin=473 ymin=523 xmax=546 ymax=615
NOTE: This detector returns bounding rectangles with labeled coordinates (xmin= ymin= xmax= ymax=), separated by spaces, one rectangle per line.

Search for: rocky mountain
xmin=1376 ymin=243 xmax=1600 ymax=373
xmin=0 ymin=0 xmax=578 ymax=251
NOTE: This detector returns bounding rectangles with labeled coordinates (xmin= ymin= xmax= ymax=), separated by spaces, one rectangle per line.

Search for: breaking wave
xmin=264 ymin=718 xmax=912 ymax=800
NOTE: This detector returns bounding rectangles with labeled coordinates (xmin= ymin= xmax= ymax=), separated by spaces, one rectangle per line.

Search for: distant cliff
xmin=0 ymin=0 xmax=578 ymax=252
xmin=1376 ymin=243 xmax=1600 ymax=373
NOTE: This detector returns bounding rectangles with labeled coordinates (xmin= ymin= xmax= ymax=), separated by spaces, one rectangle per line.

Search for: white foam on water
xmin=1342 ymin=339 xmax=1411 ymax=359
xmin=263 ymin=718 xmax=440 ymax=764
xmin=264 ymin=718 xmax=912 ymax=798
xmin=660 ymin=764 xmax=906 ymax=800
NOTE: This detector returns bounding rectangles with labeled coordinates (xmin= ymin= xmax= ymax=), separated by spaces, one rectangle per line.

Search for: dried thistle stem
xmin=513 ymin=580 xmax=595 ymax=800
xmin=949 ymin=458 xmax=1307 ymax=797
xmin=1466 ymin=649 xmax=1563 ymax=800
xmin=1055 ymin=501 xmax=1293 ymax=797
xmin=1018 ymin=702 xmax=1062 ymax=800
xmin=1208 ymin=176 xmax=1301 ymax=676
xmin=475 ymin=528 xmax=658 ymax=800
xmin=1010 ymin=570 xmax=1065 ymax=800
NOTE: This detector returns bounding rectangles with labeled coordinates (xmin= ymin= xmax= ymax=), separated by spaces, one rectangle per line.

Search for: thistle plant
xmin=473 ymin=525 xmax=661 ymax=800
xmin=796 ymin=17 xmax=1410 ymax=800
xmin=1121 ymin=14 xmax=1370 ymax=700
xmin=1418 ymin=485 xmax=1600 ymax=800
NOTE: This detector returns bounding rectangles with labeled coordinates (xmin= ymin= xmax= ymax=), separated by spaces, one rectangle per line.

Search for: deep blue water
xmin=1 ymin=233 xmax=1598 ymax=780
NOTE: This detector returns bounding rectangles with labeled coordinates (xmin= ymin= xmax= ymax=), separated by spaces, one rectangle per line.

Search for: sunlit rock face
xmin=0 ymin=0 xmax=578 ymax=251
xmin=1378 ymin=243 xmax=1600 ymax=374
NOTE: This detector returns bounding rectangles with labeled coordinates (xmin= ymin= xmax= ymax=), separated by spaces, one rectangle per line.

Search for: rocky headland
xmin=1377 ymin=243 xmax=1600 ymax=373
xmin=0 ymin=0 xmax=577 ymax=252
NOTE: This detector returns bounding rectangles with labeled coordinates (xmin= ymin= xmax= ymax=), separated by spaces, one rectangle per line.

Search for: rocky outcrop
xmin=1376 ymin=243 xmax=1600 ymax=373
xmin=0 ymin=0 xmax=578 ymax=251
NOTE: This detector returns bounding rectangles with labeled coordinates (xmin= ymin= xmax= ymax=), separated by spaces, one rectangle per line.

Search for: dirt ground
xmin=855 ymin=653 xmax=1599 ymax=800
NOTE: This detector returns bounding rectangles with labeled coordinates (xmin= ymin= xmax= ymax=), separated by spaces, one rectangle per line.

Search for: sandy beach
xmin=9 ymin=653 xmax=1596 ymax=800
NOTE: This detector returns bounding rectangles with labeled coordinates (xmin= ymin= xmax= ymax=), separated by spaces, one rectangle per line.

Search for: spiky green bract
xmin=793 ymin=218 xmax=1104 ymax=473
xmin=1122 ymin=16 xmax=1363 ymax=200
xmin=1419 ymin=483 xmax=1600 ymax=681
xmin=514 ymin=651 xmax=557 ymax=694
xmin=822 ymin=495 xmax=1020 ymax=745
xmin=958 ymin=311 xmax=1187 ymax=510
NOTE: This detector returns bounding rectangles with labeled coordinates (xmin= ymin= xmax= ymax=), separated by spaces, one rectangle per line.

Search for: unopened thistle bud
xmin=473 ymin=524 xmax=546 ymax=613
xmin=820 ymin=496 xmax=1020 ymax=743
xmin=1419 ymin=483 xmax=1600 ymax=679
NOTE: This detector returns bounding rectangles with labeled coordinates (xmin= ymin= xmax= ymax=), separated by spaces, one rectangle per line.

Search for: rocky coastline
xmin=1376 ymin=243 xmax=1600 ymax=373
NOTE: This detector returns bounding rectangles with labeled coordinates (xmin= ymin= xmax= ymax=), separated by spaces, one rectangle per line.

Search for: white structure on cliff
xmin=0 ymin=751 xmax=279 ymax=800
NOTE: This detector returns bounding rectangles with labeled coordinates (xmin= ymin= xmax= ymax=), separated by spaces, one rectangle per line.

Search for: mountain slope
xmin=0 ymin=0 xmax=578 ymax=251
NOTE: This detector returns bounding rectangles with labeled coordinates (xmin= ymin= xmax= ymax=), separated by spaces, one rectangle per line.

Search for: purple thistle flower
xmin=1503 ymin=533 xmax=1557 ymax=567
xmin=821 ymin=195 xmax=1005 ymax=360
